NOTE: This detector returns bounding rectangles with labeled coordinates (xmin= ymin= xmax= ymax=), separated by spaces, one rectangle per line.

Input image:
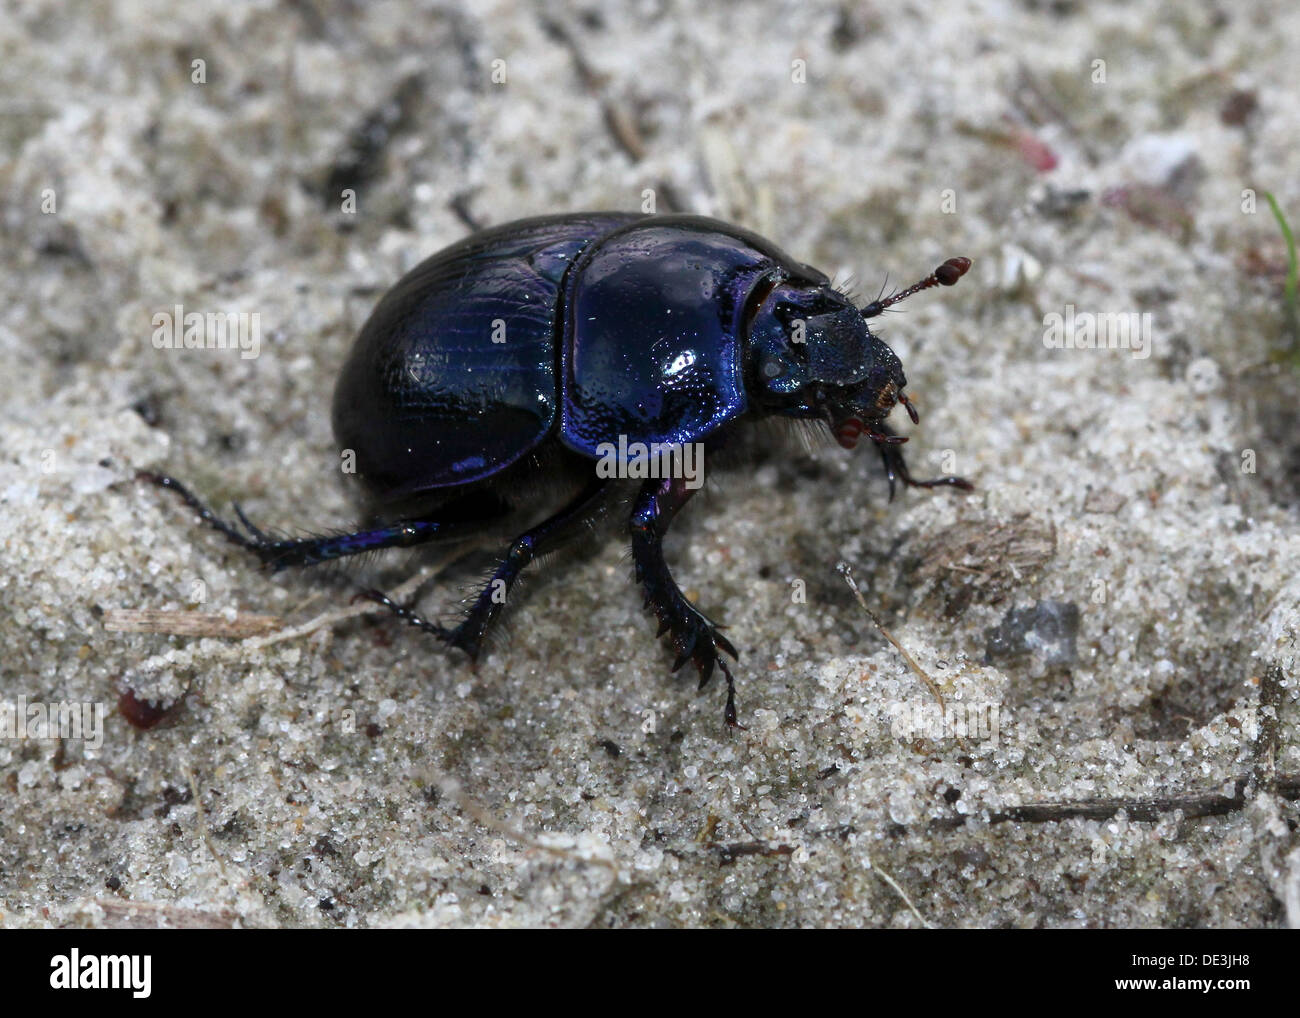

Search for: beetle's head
xmin=746 ymin=283 xmax=910 ymax=448
xmin=745 ymin=257 xmax=970 ymax=448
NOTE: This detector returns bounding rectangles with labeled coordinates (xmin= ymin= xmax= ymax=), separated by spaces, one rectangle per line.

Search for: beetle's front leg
xmin=870 ymin=424 xmax=973 ymax=501
xmin=629 ymin=475 xmax=742 ymax=728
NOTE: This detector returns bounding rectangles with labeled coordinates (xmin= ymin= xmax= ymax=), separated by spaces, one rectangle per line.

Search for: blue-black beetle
xmin=145 ymin=213 xmax=971 ymax=726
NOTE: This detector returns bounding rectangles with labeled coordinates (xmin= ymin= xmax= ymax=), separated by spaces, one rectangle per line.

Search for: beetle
xmin=143 ymin=212 xmax=972 ymax=727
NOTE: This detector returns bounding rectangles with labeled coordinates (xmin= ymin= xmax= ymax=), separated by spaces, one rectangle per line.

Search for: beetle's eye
xmin=760 ymin=355 xmax=784 ymax=380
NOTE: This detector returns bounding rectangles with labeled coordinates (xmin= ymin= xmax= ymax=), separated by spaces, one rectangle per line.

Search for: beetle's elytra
xmin=144 ymin=213 xmax=972 ymax=726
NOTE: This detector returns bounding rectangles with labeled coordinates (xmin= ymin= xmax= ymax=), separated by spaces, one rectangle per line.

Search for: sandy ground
xmin=1 ymin=0 xmax=1298 ymax=927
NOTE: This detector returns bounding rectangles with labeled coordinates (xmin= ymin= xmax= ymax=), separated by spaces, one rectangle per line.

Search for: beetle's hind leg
xmin=869 ymin=425 xmax=974 ymax=501
xmin=629 ymin=476 xmax=744 ymax=728
xmin=139 ymin=471 xmax=464 ymax=570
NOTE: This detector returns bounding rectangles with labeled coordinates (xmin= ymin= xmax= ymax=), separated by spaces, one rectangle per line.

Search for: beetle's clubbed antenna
xmin=860 ymin=256 xmax=971 ymax=319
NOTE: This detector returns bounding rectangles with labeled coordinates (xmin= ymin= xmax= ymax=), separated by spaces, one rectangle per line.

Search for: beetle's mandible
xmin=143 ymin=213 xmax=973 ymax=727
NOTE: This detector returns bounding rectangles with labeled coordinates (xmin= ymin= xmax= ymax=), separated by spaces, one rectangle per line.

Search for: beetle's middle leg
xmin=358 ymin=477 xmax=612 ymax=659
xmin=629 ymin=475 xmax=742 ymax=728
